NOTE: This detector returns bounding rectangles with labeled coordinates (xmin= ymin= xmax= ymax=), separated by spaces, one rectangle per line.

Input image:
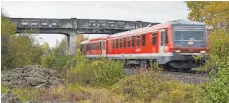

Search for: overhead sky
xmin=2 ymin=1 xmax=189 ymax=47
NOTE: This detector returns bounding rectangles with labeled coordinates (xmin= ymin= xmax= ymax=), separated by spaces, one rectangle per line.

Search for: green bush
xmin=198 ymin=67 xmax=229 ymax=103
xmin=1 ymin=85 xmax=8 ymax=94
xmin=53 ymin=55 xmax=70 ymax=70
xmin=197 ymin=30 xmax=229 ymax=103
xmin=112 ymin=71 xmax=197 ymax=103
xmin=66 ymin=49 xmax=124 ymax=87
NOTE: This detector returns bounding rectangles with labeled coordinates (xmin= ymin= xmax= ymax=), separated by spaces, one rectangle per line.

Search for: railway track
xmin=160 ymin=71 xmax=208 ymax=84
xmin=123 ymin=68 xmax=209 ymax=84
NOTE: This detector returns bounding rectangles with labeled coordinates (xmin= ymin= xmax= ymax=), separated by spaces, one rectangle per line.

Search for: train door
xmin=102 ymin=40 xmax=106 ymax=56
xmin=159 ymin=30 xmax=165 ymax=53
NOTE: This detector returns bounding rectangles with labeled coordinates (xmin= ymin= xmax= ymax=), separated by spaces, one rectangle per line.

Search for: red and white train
xmin=80 ymin=19 xmax=209 ymax=71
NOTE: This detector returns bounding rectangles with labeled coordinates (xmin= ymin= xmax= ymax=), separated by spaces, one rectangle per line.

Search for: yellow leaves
xmin=186 ymin=1 xmax=229 ymax=30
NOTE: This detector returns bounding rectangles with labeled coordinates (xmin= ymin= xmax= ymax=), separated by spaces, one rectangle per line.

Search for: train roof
xmin=170 ymin=19 xmax=206 ymax=26
xmin=81 ymin=19 xmax=207 ymax=43
xmin=81 ymin=40 xmax=89 ymax=44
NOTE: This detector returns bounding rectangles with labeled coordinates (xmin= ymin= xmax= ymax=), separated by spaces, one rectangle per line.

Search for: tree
xmin=76 ymin=34 xmax=88 ymax=48
xmin=1 ymin=11 xmax=17 ymax=69
xmin=186 ymin=1 xmax=229 ymax=31
xmin=55 ymin=37 xmax=68 ymax=56
xmin=1 ymin=10 xmax=43 ymax=69
xmin=187 ymin=2 xmax=229 ymax=102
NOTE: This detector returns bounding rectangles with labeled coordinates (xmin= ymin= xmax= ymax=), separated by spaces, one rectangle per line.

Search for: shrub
xmin=112 ymin=71 xmax=198 ymax=103
xmin=198 ymin=67 xmax=229 ymax=103
xmin=196 ymin=29 xmax=229 ymax=103
xmin=1 ymin=85 xmax=8 ymax=94
xmin=66 ymin=49 xmax=124 ymax=87
xmin=10 ymin=84 xmax=125 ymax=103
xmin=53 ymin=55 xmax=70 ymax=70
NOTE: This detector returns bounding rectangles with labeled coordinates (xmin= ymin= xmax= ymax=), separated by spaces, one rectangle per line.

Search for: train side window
xmin=112 ymin=40 xmax=115 ymax=49
xmin=165 ymin=30 xmax=168 ymax=44
xmin=132 ymin=36 xmax=135 ymax=47
xmin=97 ymin=42 xmax=100 ymax=50
xmin=116 ymin=39 xmax=119 ymax=49
xmin=124 ymin=37 xmax=126 ymax=48
xmin=99 ymin=42 xmax=102 ymax=50
xmin=161 ymin=31 xmax=164 ymax=46
xmin=128 ymin=37 xmax=131 ymax=47
xmin=103 ymin=41 xmax=105 ymax=50
xmin=96 ymin=43 xmax=97 ymax=50
xmin=120 ymin=38 xmax=122 ymax=48
xmin=137 ymin=35 xmax=141 ymax=46
xmin=142 ymin=34 xmax=146 ymax=46
xmin=152 ymin=32 xmax=157 ymax=45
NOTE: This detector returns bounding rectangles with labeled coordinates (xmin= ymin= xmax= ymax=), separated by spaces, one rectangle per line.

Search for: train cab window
xmin=142 ymin=34 xmax=146 ymax=46
xmin=116 ymin=39 xmax=119 ymax=49
xmin=132 ymin=36 xmax=135 ymax=47
xmin=112 ymin=40 xmax=115 ymax=49
xmin=128 ymin=37 xmax=131 ymax=47
xmin=165 ymin=30 xmax=168 ymax=44
xmin=152 ymin=32 xmax=157 ymax=45
xmin=120 ymin=38 xmax=122 ymax=48
xmin=137 ymin=35 xmax=141 ymax=46
xmin=124 ymin=37 xmax=126 ymax=48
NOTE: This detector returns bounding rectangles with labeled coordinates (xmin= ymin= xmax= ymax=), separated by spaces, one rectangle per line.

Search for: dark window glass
xmin=124 ymin=38 xmax=126 ymax=48
xmin=116 ymin=39 xmax=119 ymax=49
xmin=120 ymin=38 xmax=122 ymax=48
xmin=152 ymin=33 xmax=157 ymax=45
xmin=128 ymin=37 xmax=131 ymax=47
xmin=112 ymin=40 xmax=115 ymax=49
xmin=142 ymin=34 xmax=146 ymax=46
xmin=137 ymin=36 xmax=140 ymax=46
xmin=165 ymin=30 xmax=168 ymax=44
xmin=103 ymin=41 xmax=105 ymax=50
xmin=132 ymin=36 xmax=135 ymax=47
xmin=161 ymin=31 xmax=164 ymax=46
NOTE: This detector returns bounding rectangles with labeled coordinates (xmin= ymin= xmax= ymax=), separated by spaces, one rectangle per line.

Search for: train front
xmin=169 ymin=20 xmax=209 ymax=71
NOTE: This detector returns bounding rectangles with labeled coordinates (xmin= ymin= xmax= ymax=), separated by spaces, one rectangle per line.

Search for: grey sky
xmin=2 ymin=1 xmax=189 ymax=47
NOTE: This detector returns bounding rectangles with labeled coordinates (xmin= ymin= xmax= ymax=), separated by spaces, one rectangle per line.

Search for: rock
xmin=1 ymin=90 xmax=21 ymax=103
xmin=23 ymin=101 xmax=42 ymax=103
xmin=1 ymin=65 xmax=64 ymax=88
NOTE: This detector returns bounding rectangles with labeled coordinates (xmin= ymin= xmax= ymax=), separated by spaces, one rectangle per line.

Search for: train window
xmin=152 ymin=32 xmax=157 ymax=45
xmin=161 ymin=31 xmax=164 ymax=46
xmin=142 ymin=34 xmax=146 ymax=46
xmin=92 ymin=43 xmax=94 ymax=50
xmin=102 ymin=41 xmax=105 ymax=50
xmin=128 ymin=37 xmax=131 ymax=47
xmin=100 ymin=42 xmax=102 ymax=50
xmin=165 ymin=30 xmax=168 ymax=44
xmin=112 ymin=40 xmax=114 ymax=49
xmin=98 ymin=42 xmax=99 ymax=50
xmin=116 ymin=39 xmax=119 ymax=49
xmin=137 ymin=35 xmax=141 ymax=46
xmin=120 ymin=38 xmax=122 ymax=48
xmin=132 ymin=36 xmax=135 ymax=47
xmin=100 ymin=42 xmax=101 ymax=50
xmin=124 ymin=37 xmax=126 ymax=48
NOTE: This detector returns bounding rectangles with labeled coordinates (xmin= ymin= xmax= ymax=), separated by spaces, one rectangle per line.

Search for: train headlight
xmin=200 ymin=51 xmax=206 ymax=53
xmin=175 ymin=50 xmax=181 ymax=53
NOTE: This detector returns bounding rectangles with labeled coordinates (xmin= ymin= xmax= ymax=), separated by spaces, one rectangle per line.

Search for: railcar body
xmin=80 ymin=20 xmax=209 ymax=71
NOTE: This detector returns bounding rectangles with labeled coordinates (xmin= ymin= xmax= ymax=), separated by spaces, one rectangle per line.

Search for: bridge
xmin=10 ymin=18 xmax=159 ymax=55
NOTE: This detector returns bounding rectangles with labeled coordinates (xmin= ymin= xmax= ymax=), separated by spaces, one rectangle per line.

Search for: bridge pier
xmin=67 ymin=33 xmax=77 ymax=56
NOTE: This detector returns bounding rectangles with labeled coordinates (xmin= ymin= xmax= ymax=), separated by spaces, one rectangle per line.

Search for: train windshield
xmin=173 ymin=27 xmax=207 ymax=47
